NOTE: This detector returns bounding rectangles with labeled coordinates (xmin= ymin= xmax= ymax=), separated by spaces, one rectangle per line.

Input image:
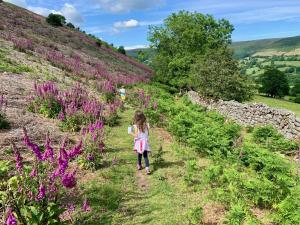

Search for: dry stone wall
xmin=188 ymin=91 xmax=300 ymax=140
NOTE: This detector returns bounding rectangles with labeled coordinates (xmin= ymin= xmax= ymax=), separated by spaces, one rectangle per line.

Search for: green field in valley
xmin=251 ymin=95 xmax=300 ymax=117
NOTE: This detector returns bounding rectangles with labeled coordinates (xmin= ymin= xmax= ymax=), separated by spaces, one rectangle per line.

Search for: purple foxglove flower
xmin=153 ymin=101 xmax=158 ymax=110
xmin=44 ymin=135 xmax=54 ymax=163
xmin=99 ymin=141 xmax=105 ymax=153
xmin=81 ymin=128 xmax=87 ymax=136
xmin=23 ymin=128 xmax=43 ymax=161
xmin=87 ymin=154 xmax=94 ymax=161
xmin=58 ymin=140 xmax=69 ymax=175
xmin=30 ymin=167 xmax=37 ymax=178
xmin=6 ymin=210 xmax=17 ymax=225
xmin=68 ymin=204 xmax=76 ymax=212
xmin=57 ymin=110 xmax=65 ymax=121
xmin=13 ymin=144 xmax=23 ymax=172
xmin=37 ymin=183 xmax=46 ymax=200
xmin=68 ymin=140 xmax=83 ymax=159
xmin=82 ymin=199 xmax=91 ymax=212
xmin=62 ymin=171 xmax=76 ymax=189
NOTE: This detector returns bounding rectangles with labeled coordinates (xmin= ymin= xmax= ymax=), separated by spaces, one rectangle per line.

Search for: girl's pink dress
xmin=133 ymin=124 xmax=150 ymax=154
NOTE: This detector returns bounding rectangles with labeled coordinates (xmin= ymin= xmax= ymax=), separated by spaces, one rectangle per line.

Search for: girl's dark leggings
xmin=138 ymin=151 xmax=149 ymax=167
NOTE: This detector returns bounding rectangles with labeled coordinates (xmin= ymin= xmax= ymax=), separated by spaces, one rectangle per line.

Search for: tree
xmin=291 ymin=83 xmax=300 ymax=96
xmin=66 ymin=22 xmax=75 ymax=29
xmin=148 ymin=11 xmax=253 ymax=101
xmin=148 ymin=11 xmax=232 ymax=88
xmin=46 ymin=13 xmax=66 ymax=26
xmin=117 ymin=46 xmax=126 ymax=55
xmin=190 ymin=48 xmax=254 ymax=101
xmin=259 ymin=68 xmax=290 ymax=98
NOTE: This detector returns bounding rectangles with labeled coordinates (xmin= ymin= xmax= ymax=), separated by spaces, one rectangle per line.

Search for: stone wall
xmin=188 ymin=91 xmax=300 ymax=140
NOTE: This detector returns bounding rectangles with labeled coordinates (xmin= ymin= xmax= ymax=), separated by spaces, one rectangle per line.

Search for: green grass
xmin=251 ymin=95 xmax=300 ymax=117
xmin=77 ymin=108 xmax=210 ymax=225
xmin=0 ymin=49 xmax=32 ymax=73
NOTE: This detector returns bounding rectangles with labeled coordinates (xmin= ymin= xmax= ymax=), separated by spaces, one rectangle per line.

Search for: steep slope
xmin=0 ymin=1 xmax=152 ymax=153
xmin=0 ymin=2 xmax=152 ymax=82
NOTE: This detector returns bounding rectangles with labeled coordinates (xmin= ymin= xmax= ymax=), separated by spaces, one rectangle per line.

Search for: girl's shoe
xmin=137 ymin=164 xmax=142 ymax=170
xmin=146 ymin=167 xmax=150 ymax=175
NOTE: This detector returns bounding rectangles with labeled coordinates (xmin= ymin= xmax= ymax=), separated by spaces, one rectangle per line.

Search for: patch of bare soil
xmin=136 ymin=169 xmax=150 ymax=191
xmin=0 ymin=72 xmax=76 ymax=159
xmin=202 ymin=202 xmax=226 ymax=225
xmin=155 ymin=127 xmax=173 ymax=143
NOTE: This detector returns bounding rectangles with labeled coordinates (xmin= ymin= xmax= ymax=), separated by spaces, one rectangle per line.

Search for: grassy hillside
xmin=128 ymin=35 xmax=300 ymax=60
xmin=232 ymin=36 xmax=300 ymax=58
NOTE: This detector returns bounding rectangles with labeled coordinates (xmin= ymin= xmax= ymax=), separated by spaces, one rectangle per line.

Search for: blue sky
xmin=5 ymin=0 xmax=300 ymax=49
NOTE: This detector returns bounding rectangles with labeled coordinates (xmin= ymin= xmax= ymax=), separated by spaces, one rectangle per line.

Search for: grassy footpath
xmin=251 ymin=95 xmax=300 ymax=117
xmin=77 ymin=108 xmax=209 ymax=225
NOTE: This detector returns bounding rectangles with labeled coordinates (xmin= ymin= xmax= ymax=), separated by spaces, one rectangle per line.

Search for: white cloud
xmin=96 ymin=0 xmax=163 ymax=13
xmin=125 ymin=44 xmax=148 ymax=50
xmin=114 ymin=19 xmax=139 ymax=29
xmin=28 ymin=3 xmax=83 ymax=25
xmin=61 ymin=3 xmax=84 ymax=24
xmin=4 ymin=0 xmax=27 ymax=7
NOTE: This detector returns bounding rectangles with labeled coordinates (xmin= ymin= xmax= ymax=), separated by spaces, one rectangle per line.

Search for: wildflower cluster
xmin=3 ymin=128 xmax=90 ymax=224
xmin=79 ymin=120 xmax=105 ymax=169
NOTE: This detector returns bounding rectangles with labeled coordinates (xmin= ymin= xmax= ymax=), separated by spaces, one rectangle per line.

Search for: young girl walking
xmin=130 ymin=110 xmax=151 ymax=175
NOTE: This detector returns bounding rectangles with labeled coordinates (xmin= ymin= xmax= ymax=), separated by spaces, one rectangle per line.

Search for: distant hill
xmin=232 ymin=36 xmax=300 ymax=58
xmin=127 ymin=35 xmax=300 ymax=60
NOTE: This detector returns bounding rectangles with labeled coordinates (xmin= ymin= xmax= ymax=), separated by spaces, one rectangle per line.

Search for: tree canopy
xmin=46 ymin=13 xmax=66 ymax=27
xmin=117 ymin=46 xmax=126 ymax=55
xmin=259 ymin=68 xmax=290 ymax=98
xmin=148 ymin=10 xmax=253 ymax=102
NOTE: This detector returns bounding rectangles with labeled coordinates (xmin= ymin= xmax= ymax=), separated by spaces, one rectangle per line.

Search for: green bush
xmin=0 ymin=113 xmax=10 ymax=129
xmin=46 ymin=13 xmax=66 ymax=26
xmin=253 ymin=125 xmax=299 ymax=153
xmin=187 ymin=206 xmax=203 ymax=224
xmin=294 ymin=95 xmax=300 ymax=104
xmin=274 ymin=185 xmax=300 ymax=225
xmin=28 ymin=98 xmax=62 ymax=119
xmin=224 ymin=201 xmax=247 ymax=225
xmin=253 ymin=125 xmax=279 ymax=142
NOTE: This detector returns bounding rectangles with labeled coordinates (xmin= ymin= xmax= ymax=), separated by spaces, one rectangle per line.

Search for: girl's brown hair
xmin=133 ymin=110 xmax=147 ymax=133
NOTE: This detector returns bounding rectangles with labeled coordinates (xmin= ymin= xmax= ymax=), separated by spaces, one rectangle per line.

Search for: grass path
xmin=78 ymin=108 xmax=210 ymax=225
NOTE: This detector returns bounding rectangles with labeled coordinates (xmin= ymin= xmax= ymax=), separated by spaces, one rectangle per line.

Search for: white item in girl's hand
xmin=128 ymin=126 xmax=133 ymax=134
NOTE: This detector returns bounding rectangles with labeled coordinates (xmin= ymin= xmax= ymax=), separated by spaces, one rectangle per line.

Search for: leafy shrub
xmin=224 ymin=201 xmax=247 ymax=225
xmin=0 ymin=95 xmax=9 ymax=129
xmin=187 ymin=206 xmax=203 ymax=225
xmin=253 ymin=125 xmax=299 ymax=152
xmin=46 ymin=13 xmax=66 ymax=26
xmin=274 ymin=185 xmax=300 ymax=225
xmin=29 ymin=98 xmax=62 ymax=119
xmin=66 ymin=22 xmax=75 ymax=29
xmin=238 ymin=145 xmax=295 ymax=206
xmin=0 ymin=113 xmax=10 ymax=129
xmin=253 ymin=125 xmax=279 ymax=142
xmin=294 ymin=94 xmax=300 ymax=104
